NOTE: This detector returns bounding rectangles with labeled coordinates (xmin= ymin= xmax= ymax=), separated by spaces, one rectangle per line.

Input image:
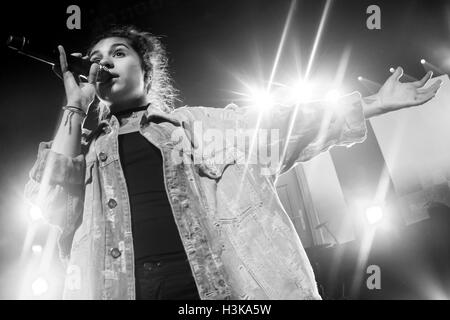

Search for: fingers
xmin=70 ymin=53 xmax=90 ymax=61
xmin=414 ymin=71 xmax=433 ymax=88
xmin=416 ymin=92 xmax=436 ymax=104
xmin=58 ymin=45 xmax=78 ymax=89
xmin=416 ymin=79 xmax=442 ymax=103
xmin=88 ymin=63 xmax=100 ymax=84
xmin=417 ymin=79 xmax=442 ymax=94
xmin=390 ymin=66 xmax=404 ymax=82
xmin=58 ymin=45 xmax=69 ymax=74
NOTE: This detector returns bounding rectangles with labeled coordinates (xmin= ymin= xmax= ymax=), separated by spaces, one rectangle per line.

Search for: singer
xmin=24 ymin=25 xmax=441 ymax=300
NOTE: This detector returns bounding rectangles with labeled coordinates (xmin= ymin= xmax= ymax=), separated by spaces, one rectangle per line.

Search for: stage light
xmin=29 ymin=204 xmax=43 ymax=221
xmin=389 ymin=67 xmax=395 ymax=73
xmin=365 ymin=205 xmax=384 ymax=225
xmin=31 ymin=277 xmax=48 ymax=296
xmin=31 ymin=245 xmax=42 ymax=254
xmin=290 ymin=80 xmax=314 ymax=103
xmin=357 ymin=76 xmax=363 ymax=81
xmin=419 ymin=58 xmax=444 ymax=75
xmin=249 ymin=88 xmax=274 ymax=111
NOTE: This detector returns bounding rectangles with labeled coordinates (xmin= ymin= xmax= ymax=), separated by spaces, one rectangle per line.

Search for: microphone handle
xmin=53 ymin=55 xmax=112 ymax=82
xmin=54 ymin=54 xmax=95 ymax=79
xmin=7 ymin=35 xmax=111 ymax=82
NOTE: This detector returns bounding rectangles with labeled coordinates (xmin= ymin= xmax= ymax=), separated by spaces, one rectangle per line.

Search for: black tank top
xmin=118 ymin=131 xmax=186 ymax=260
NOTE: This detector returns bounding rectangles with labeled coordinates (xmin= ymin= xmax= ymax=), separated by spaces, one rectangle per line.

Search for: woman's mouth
xmin=98 ymin=74 xmax=119 ymax=86
xmin=98 ymin=71 xmax=119 ymax=84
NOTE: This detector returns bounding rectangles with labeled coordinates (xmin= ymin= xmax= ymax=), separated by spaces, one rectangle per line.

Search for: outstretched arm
xmin=361 ymin=67 xmax=442 ymax=119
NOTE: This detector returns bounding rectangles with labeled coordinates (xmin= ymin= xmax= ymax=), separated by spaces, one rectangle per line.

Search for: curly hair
xmin=86 ymin=25 xmax=178 ymax=120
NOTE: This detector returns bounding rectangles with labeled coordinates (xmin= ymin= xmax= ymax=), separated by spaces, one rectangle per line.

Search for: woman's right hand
xmin=58 ymin=45 xmax=100 ymax=113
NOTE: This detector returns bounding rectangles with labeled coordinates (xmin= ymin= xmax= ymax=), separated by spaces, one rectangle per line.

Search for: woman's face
xmin=89 ymin=37 xmax=146 ymax=104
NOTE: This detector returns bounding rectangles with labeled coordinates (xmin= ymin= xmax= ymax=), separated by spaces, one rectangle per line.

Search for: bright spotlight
xmin=29 ymin=205 xmax=43 ymax=221
xmin=389 ymin=67 xmax=395 ymax=73
xmin=31 ymin=277 xmax=48 ymax=296
xmin=357 ymin=76 xmax=363 ymax=81
xmin=420 ymin=59 xmax=426 ymax=65
xmin=365 ymin=205 xmax=384 ymax=225
xmin=325 ymin=89 xmax=341 ymax=103
xmin=249 ymin=88 xmax=274 ymax=111
xmin=31 ymin=245 xmax=42 ymax=254
xmin=290 ymin=80 xmax=314 ymax=103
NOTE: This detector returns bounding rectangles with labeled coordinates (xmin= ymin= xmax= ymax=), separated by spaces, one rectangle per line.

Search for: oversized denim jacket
xmin=24 ymin=92 xmax=367 ymax=300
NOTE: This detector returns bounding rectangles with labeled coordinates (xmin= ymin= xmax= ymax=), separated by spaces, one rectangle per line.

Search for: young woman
xmin=25 ymin=25 xmax=441 ymax=300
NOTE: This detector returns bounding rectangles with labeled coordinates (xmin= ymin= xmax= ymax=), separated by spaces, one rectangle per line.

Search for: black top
xmin=118 ymin=130 xmax=186 ymax=260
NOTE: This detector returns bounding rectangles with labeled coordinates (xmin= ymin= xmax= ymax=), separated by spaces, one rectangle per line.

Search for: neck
xmin=107 ymin=95 xmax=150 ymax=116
xmin=103 ymin=96 xmax=150 ymax=127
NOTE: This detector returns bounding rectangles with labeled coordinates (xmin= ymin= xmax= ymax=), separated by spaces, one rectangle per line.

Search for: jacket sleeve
xmin=241 ymin=91 xmax=368 ymax=176
xmin=24 ymin=140 xmax=86 ymax=260
xmin=182 ymin=91 xmax=367 ymax=178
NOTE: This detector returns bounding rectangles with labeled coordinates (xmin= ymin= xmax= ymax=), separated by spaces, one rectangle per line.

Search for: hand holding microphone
xmin=6 ymin=35 xmax=115 ymax=81
xmin=6 ymin=35 xmax=117 ymax=113
xmin=58 ymin=45 xmax=99 ymax=113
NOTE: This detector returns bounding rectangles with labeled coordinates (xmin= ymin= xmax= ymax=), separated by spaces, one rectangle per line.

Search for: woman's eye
xmin=114 ymin=51 xmax=125 ymax=57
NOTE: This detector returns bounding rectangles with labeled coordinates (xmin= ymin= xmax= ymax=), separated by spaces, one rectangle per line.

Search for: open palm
xmin=378 ymin=67 xmax=442 ymax=112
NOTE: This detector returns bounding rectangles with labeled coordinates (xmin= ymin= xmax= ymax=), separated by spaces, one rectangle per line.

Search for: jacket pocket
xmin=215 ymin=163 xmax=263 ymax=223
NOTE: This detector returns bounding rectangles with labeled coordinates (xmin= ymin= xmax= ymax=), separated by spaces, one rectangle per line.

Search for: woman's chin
xmin=98 ymin=85 xmax=127 ymax=102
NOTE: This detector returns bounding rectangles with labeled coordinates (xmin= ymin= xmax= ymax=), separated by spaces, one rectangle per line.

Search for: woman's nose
xmin=99 ymin=57 xmax=114 ymax=69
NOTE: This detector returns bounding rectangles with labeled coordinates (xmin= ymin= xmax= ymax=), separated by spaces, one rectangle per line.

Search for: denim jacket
xmin=24 ymin=92 xmax=367 ymax=300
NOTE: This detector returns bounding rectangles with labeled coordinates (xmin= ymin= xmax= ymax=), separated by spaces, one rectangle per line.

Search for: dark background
xmin=1 ymin=0 xmax=449 ymax=299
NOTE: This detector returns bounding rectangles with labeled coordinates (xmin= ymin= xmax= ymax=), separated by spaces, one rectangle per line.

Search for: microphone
xmin=6 ymin=35 xmax=115 ymax=83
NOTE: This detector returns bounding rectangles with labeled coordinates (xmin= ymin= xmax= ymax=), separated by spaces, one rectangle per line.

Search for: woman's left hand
xmin=377 ymin=67 xmax=442 ymax=113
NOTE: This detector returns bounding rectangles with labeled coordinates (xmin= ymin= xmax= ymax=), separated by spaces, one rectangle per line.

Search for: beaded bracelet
xmin=62 ymin=105 xmax=87 ymax=134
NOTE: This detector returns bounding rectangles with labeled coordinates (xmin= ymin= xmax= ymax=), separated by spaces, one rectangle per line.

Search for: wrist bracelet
xmin=62 ymin=105 xmax=87 ymax=118
xmin=62 ymin=105 xmax=86 ymax=134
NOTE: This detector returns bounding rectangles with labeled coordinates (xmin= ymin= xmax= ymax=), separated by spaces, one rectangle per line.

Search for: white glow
xmin=31 ymin=277 xmax=48 ymax=296
xmin=249 ymin=88 xmax=274 ymax=111
xmin=365 ymin=206 xmax=384 ymax=225
xmin=357 ymin=76 xmax=363 ymax=81
xmin=290 ymin=80 xmax=314 ymax=103
xmin=424 ymin=282 xmax=449 ymax=300
xmin=421 ymin=59 xmax=426 ymax=65
xmin=325 ymin=89 xmax=342 ymax=103
xmin=389 ymin=67 xmax=395 ymax=73
xmin=31 ymin=245 xmax=42 ymax=254
xmin=29 ymin=205 xmax=43 ymax=221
